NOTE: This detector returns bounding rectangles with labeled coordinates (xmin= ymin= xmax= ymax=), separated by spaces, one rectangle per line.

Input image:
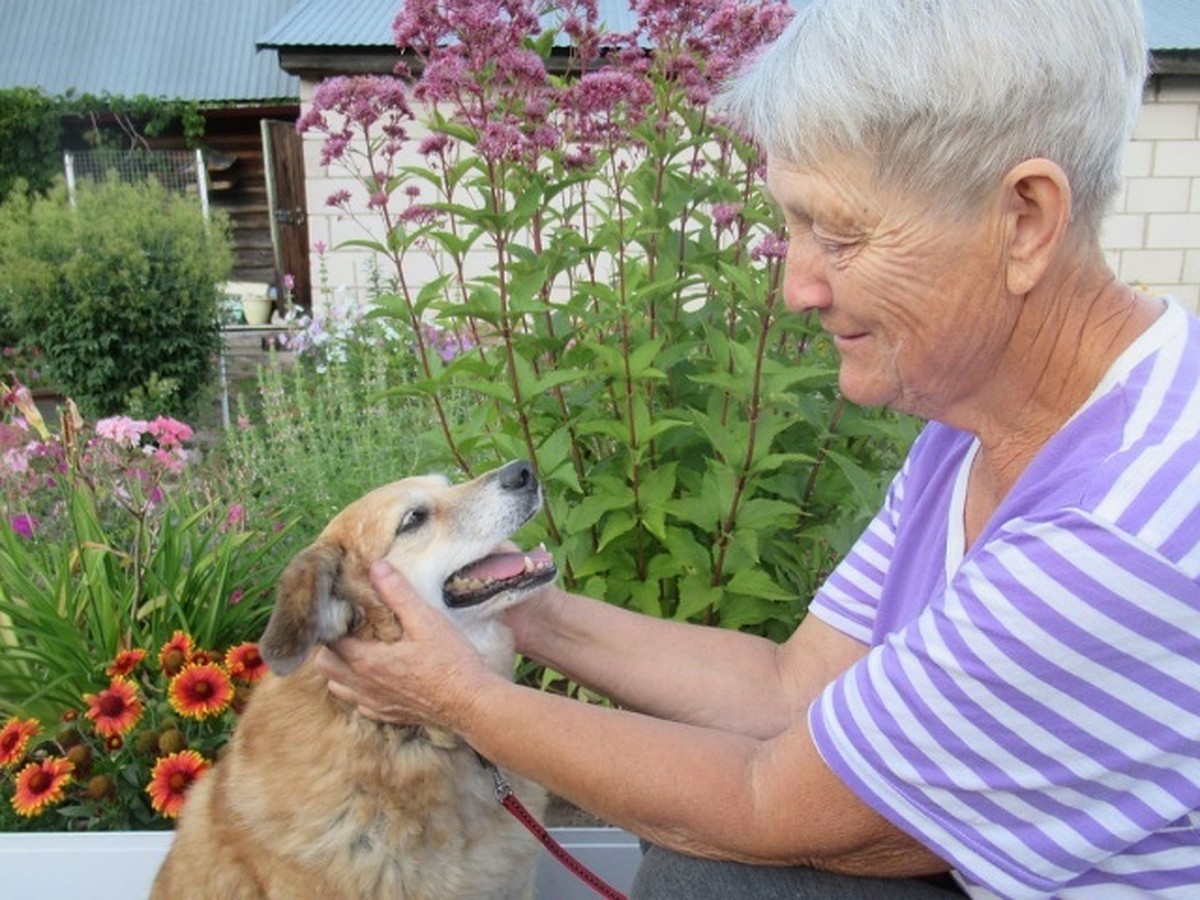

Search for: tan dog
xmin=152 ymin=460 xmax=556 ymax=899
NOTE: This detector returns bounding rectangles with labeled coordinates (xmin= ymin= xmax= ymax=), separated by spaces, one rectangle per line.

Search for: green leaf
xmin=673 ymin=573 xmax=723 ymax=622
xmin=726 ymin=568 xmax=795 ymax=602
xmin=596 ymin=510 xmax=637 ymax=553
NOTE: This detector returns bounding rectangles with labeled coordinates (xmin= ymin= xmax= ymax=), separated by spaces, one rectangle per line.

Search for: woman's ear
xmin=1001 ymin=158 xmax=1073 ymax=296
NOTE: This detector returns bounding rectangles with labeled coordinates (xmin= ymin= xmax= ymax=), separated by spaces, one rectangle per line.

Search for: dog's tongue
xmin=456 ymin=546 xmax=553 ymax=581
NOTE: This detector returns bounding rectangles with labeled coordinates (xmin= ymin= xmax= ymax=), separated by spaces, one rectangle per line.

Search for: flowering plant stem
xmin=300 ymin=1 xmax=919 ymax=643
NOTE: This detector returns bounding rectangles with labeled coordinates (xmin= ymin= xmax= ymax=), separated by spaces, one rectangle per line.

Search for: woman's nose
xmin=782 ymin=237 xmax=833 ymax=313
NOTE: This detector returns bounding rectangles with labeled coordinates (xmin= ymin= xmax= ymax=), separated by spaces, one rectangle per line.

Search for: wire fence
xmin=63 ymin=148 xmax=210 ymax=219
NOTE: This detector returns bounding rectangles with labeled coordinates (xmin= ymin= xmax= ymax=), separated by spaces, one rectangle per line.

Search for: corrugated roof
xmin=258 ymin=0 xmax=400 ymax=48
xmin=1145 ymin=0 xmax=1200 ymax=51
xmin=258 ymin=0 xmax=789 ymax=49
xmin=0 ymin=0 xmax=300 ymax=103
xmin=258 ymin=0 xmax=1198 ymax=53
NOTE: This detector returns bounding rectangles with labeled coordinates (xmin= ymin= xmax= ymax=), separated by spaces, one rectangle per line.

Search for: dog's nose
xmin=497 ymin=459 xmax=535 ymax=492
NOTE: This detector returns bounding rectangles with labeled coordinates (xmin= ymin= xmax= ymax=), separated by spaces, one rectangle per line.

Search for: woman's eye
xmin=812 ymin=230 xmax=851 ymax=255
xmin=396 ymin=508 xmax=429 ymax=535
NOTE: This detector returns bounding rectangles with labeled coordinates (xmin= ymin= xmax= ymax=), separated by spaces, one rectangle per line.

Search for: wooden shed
xmin=0 ymin=0 xmax=313 ymax=311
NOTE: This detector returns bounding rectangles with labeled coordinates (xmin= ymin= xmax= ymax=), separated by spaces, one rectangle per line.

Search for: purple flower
xmin=419 ymin=323 xmax=475 ymax=362
xmin=477 ymin=121 xmax=526 ymax=163
xmin=10 ymin=514 xmax=37 ymax=539
xmin=418 ymin=133 xmax=451 ymax=157
xmin=223 ymin=504 xmax=246 ymax=532
xmin=750 ymin=233 xmax=789 ymax=262
xmin=568 ymin=70 xmax=654 ymax=145
xmin=712 ymin=203 xmax=743 ymax=231
xmin=400 ymin=204 xmax=438 ymax=225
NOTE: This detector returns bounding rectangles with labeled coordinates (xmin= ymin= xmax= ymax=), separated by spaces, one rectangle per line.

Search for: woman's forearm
xmin=518 ymin=585 xmax=801 ymax=737
xmin=456 ymin=670 xmax=946 ymax=878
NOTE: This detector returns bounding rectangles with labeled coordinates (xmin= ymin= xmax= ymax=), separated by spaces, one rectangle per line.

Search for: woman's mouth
xmin=833 ymin=332 xmax=869 ymax=350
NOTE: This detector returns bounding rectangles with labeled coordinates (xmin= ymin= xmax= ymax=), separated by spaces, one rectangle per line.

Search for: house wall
xmin=302 ymin=75 xmax=1200 ymax=316
xmin=1103 ymin=75 xmax=1200 ymax=312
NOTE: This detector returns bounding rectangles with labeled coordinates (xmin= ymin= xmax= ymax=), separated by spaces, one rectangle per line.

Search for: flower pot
xmin=219 ymin=281 xmax=274 ymax=327
xmin=241 ymin=295 xmax=274 ymax=326
xmin=0 ymin=826 xmax=639 ymax=898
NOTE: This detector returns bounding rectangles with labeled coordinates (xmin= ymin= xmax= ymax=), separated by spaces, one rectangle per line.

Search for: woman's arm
xmin=509 ymin=583 xmax=869 ymax=738
xmin=318 ymin=563 xmax=944 ymax=876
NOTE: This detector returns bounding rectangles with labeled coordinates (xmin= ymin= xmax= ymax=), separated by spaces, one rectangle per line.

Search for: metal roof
xmin=257 ymin=1 xmax=821 ymax=49
xmin=257 ymin=0 xmax=642 ymax=49
xmin=258 ymin=0 xmax=402 ymax=48
xmin=1 ymin=0 xmax=1190 ymax=104
xmin=1145 ymin=0 xmax=1200 ymax=51
xmin=259 ymin=0 xmax=1197 ymax=53
xmin=0 ymin=0 xmax=300 ymax=103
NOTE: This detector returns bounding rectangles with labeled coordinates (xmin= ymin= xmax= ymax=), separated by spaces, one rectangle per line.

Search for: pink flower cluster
xmin=630 ymin=0 xmax=795 ymax=104
xmin=297 ymin=0 xmax=794 ymax=236
xmin=96 ymin=417 xmax=192 ymax=453
xmin=297 ymin=75 xmax=416 ymax=169
xmin=2 ymin=400 xmax=200 ymax=545
xmin=95 ymin=416 xmax=193 ymax=461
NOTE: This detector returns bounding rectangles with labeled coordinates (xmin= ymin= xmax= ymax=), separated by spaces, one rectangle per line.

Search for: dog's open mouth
xmin=443 ymin=544 xmax=557 ymax=608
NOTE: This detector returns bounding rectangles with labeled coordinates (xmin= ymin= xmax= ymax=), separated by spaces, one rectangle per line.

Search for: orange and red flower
xmin=168 ymin=663 xmax=233 ymax=719
xmin=106 ymin=648 xmax=147 ymax=677
xmin=158 ymin=631 xmax=194 ymax=677
xmin=146 ymin=750 xmax=209 ymax=818
xmin=84 ymin=677 xmax=145 ymax=738
xmin=225 ymin=642 xmax=267 ymax=683
xmin=0 ymin=717 xmax=39 ymax=768
xmin=12 ymin=757 xmax=73 ymax=817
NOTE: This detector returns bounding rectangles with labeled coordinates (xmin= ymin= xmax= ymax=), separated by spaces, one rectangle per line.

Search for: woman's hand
xmin=314 ymin=561 xmax=494 ymax=728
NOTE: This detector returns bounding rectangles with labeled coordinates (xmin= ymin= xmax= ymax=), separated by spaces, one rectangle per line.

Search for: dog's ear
xmin=259 ymin=541 xmax=355 ymax=676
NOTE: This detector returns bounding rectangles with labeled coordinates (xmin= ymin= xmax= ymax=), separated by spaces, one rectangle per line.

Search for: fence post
xmin=63 ymin=152 xmax=76 ymax=207
xmin=195 ymin=148 xmax=210 ymax=225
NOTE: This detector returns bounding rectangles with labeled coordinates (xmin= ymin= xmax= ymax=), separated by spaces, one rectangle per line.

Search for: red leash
xmin=480 ymin=757 xmax=629 ymax=900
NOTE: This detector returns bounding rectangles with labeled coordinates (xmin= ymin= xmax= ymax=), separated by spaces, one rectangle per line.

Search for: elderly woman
xmin=318 ymin=0 xmax=1200 ymax=896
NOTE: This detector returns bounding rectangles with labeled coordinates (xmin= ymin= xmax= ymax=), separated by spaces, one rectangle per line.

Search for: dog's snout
xmin=497 ymin=460 xmax=535 ymax=492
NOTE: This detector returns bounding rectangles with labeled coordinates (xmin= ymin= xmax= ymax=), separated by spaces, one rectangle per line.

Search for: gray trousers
xmin=631 ymin=845 xmax=966 ymax=899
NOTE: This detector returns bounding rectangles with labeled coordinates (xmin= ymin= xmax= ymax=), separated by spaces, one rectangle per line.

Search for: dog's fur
xmin=151 ymin=461 xmax=555 ymax=899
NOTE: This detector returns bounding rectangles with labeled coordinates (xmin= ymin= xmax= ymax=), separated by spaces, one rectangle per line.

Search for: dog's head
xmin=259 ymin=460 xmax=557 ymax=677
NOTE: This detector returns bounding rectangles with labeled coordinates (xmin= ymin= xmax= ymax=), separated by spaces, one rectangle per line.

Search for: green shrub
xmin=0 ymin=88 xmax=62 ymax=199
xmin=0 ymin=177 xmax=231 ymax=418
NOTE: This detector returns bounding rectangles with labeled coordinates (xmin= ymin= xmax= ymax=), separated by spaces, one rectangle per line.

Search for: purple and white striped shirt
xmin=809 ymin=301 xmax=1200 ymax=897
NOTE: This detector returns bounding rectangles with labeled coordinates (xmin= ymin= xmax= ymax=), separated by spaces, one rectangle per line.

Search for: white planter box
xmin=0 ymin=827 xmax=640 ymax=899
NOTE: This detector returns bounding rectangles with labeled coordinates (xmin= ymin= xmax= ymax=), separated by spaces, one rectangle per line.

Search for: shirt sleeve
xmin=807 ymin=456 xmax=909 ymax=644
xmin=809 ymin=509 xmax=1200 ymax=897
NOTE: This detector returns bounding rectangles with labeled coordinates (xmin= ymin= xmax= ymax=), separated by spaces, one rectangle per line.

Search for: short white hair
xmin=719 ymin=0 xmax=1148 ymax=234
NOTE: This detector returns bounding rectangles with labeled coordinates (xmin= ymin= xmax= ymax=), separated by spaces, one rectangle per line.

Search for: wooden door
xmin=262 ymin=119 xmax=311 ymax=312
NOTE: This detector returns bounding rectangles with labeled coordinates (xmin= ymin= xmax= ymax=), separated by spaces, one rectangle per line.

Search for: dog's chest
xmin=300 ymin=744 xmax=544 ymax=899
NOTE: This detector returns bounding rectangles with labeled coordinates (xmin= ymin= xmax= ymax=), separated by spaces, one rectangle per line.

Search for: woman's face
xmin=766 ymin=155 xmax=1017 ymax=421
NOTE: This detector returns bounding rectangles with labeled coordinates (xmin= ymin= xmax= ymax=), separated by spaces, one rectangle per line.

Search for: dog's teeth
xmin=523 ymin=557 xmax=535 ymax=574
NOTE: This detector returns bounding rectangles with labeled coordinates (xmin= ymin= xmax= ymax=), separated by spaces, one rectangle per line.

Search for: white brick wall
xmin=1106 ymin=76 xmax=1200 ymax=312
xmin=301 ymin=75 xmax=1200 ymax=315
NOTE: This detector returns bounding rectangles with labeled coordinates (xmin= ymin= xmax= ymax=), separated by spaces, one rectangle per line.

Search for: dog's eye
xmin=396 ymin=508 xmax=429 ymax=535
